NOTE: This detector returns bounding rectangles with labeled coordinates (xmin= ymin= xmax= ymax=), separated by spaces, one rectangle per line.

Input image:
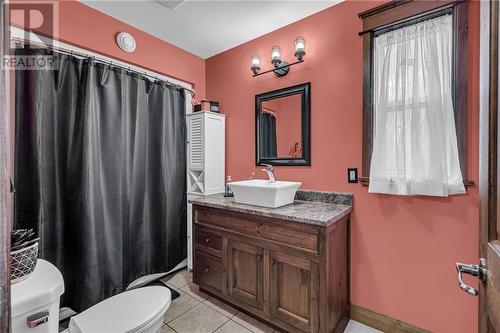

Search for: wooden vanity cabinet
xmin=192 ymin=205 xmax=350 ymax=333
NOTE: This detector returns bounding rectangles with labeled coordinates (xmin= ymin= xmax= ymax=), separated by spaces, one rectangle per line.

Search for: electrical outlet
xmin=347 ymin=168 xmax=358 ymax=183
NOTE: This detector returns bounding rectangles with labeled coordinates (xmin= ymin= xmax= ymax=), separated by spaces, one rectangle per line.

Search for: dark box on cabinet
xmin=194 ymin=100 xmax=220 ymax=113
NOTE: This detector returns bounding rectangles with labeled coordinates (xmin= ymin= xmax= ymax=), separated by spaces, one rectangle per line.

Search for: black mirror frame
xmin=255 ymin=82 xmax=311 ymax=166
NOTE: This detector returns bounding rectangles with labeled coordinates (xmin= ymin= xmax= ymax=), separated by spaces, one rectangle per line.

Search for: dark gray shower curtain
xmin=260 ymin=112 xmax=277 ymax=158
xmin=14 ymin=48 xmax=187 ymax=311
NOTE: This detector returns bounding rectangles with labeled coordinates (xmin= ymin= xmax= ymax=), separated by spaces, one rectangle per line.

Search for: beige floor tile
xmin=169 ymin=303 xmax=229 ymax=333
xmin=160 ymin=325 xmax=177 ymax=333
xmin=232 ymin=312 xmax=274 ymax=333
xmin=164 ymin=281 xmax=177 ymax=290
xmin=164 ymin=290 xmax=200 ymax=323
xmin=162 ymin=269 xmax=192 ymax=289
xmin=203 ymin=297 xmax=239 ymax=318
xmin=344 ymin=320 xmax=383 ymax=333
xmin=214 ymin=320 xmax=253 ymax=333
xmin=181 ymin=283 xmax=210 ymax=302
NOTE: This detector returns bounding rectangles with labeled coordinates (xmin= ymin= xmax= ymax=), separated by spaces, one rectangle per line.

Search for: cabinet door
xmin=187 ymin=114 xmax=204 ymax=170
xmin=227 ymin=240 xmax=264 ymax=310
xmin=269 ymin=252 xmax=319 ymax=332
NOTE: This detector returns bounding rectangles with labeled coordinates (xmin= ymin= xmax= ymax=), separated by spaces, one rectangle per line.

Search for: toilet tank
xmin=11 ymin=259 xmax=65 ymax=333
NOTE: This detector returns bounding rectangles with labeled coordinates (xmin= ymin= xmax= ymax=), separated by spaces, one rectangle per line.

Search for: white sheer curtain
xmin=368 ymin=14 xmax=465 ymax=196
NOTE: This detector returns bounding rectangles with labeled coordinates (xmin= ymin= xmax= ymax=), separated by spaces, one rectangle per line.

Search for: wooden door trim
xmin=0 ymin=1 xmax=11 ymax=332
xmin=479 ymin=0 xmax=499 ymax=332
xmin=487 ymin=241 xmax=500 ymax=331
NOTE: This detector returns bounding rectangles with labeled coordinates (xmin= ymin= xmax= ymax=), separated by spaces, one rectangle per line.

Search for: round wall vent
xmin=116 ymin=32 xmax=136 ymax=53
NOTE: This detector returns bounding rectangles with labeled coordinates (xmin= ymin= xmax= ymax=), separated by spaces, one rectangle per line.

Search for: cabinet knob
xmin=205 ymin=238 xmax=210 ymax=243
xmin=205 ymin=266 xmax=211 ymax=273
xmin=256 ymin=254 xmax=262 ymax=261
xmin=271 ymin=259 xmax=276 ymax=265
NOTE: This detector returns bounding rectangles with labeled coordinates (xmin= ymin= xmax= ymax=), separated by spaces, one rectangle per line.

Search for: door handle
xmin=455 ymin=258 xmax=487 ymax=296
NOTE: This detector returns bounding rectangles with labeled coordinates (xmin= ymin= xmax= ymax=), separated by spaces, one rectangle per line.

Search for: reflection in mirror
xmin=256 ymin=82 xmax=310 ymax=166
xmin=260 ymin=93 xmax=302 ymax=159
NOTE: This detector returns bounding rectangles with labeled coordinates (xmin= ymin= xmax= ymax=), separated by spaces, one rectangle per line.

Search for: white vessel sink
xmin=228 ymin=179 xmax=302 ymax=208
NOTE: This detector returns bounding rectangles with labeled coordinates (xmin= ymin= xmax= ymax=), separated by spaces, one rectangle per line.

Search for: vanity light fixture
xmin=251 ymin=36 xmax=306 ymax=77
xmin=250 ymin=54 xmax=261 ymax=75
xmin=271 ymin=46 xmax=282 ymax=66
xmin=294 ymin=36 xmax=306 ymax=61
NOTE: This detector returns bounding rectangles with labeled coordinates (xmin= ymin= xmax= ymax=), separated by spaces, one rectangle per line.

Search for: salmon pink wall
xmin=10 ymin=0 xmax=205 ymax=97
xmin=206 ymin=1 xmax=480 ymax=332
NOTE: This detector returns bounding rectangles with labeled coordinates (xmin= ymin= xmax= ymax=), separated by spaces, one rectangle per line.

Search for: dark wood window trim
xmin=358 ymin=0 xmax=473 ymax=187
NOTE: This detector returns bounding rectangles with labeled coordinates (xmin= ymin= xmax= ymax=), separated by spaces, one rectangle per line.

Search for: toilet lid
xmin=69 ymin=286 xmax=171 ymax=333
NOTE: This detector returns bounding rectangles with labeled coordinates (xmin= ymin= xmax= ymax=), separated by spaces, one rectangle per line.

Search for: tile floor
xmin=160 ymin=269 xmax=382 ymax=333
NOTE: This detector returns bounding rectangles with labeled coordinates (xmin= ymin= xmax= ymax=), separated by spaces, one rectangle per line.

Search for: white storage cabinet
xmin=186 ymin=111 xmax=225 ymax=269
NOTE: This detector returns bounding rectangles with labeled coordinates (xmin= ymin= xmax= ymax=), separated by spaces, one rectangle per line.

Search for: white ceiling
xmin=78 ymin=0 xmax=343 ymax=59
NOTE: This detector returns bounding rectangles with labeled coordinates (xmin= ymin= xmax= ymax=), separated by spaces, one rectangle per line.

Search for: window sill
xmin=358 ymin=177 xmax=475 ymax=187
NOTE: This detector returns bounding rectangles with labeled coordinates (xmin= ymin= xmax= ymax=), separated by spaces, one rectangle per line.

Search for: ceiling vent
xmin=156 ymin=0 xmax=184 ymax=9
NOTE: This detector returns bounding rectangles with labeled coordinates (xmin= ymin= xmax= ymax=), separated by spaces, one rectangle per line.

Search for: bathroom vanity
xmin=189 ymin=190 xmax=352 ymax=333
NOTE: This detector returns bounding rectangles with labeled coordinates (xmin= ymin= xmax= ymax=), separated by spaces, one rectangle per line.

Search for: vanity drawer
xmin=195 ymin=228 xmax=223 ymax=253
xmin=193 ymin=251 xmax=224 ymax=292
xmin=195 ymin=208 xmax=318 ymax=254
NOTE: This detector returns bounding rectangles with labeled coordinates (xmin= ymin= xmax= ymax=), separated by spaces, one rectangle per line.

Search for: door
xmin=483 ymin=0 xmax=500 ymax=330
xmin=269 ymin=251 xmax=319 ymax=332
xmin=0 ymin=1 xmax=11 ymax=331
xmin=457 ymin=1 xmax=500 ymax=332
xmin=227 ymin=240 xmax=264 ymax=309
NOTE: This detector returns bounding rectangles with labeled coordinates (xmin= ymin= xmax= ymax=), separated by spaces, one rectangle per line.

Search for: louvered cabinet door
xmin=188 ymin=115 xmax=204 ymax=170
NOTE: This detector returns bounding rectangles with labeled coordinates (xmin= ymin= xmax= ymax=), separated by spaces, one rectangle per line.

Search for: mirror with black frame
xmin=255 ymin=82 xmax=310 ymax=166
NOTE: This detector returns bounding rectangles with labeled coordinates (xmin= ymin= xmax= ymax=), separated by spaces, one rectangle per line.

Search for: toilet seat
xmin=68 ymin=286 xmax=171 ymax=333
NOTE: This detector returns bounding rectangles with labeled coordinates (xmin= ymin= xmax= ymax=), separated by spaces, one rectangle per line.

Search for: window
xmin=359 ymin=0 xmax=470 ymax=195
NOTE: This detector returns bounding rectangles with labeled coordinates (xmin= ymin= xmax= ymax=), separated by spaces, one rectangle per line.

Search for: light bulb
xmin=271 ymin=46 xmax=282 ymax=67
xmin=250 ymin=54 xmax=261 ymax=75
xmin=294 ymin=36 xmax=306 ymax=61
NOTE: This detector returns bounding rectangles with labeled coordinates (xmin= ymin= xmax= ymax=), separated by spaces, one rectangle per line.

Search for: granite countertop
xmin=188 ymin=189 xmax=353 ymax=227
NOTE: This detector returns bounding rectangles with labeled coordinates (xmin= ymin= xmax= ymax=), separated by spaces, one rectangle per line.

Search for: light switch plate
xmin=347 ymin=168 xmax=358 ymax=183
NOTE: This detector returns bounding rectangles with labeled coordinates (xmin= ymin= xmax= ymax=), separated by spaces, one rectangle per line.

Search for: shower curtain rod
xmin=10 ymin=37 xmax=195 ymax=96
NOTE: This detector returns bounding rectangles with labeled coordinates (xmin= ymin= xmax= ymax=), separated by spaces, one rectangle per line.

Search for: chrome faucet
xmin=261 ymin=164 xmax=276 ymax=182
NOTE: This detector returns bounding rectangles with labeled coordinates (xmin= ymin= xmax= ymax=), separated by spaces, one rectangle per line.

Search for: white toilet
xmin=11 ymin=259 xmax=172 ymax=333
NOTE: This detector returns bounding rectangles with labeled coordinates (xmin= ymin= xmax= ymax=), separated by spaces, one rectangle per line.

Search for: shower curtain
xmin=260 ymin=112 xmax=277 ymax=158
xmin=14 ymin=48 xmax=187 ymax=311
